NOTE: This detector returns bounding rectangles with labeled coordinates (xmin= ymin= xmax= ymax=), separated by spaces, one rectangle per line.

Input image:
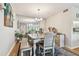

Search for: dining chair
xmin=21 ymin=38 xmax=32 ymax=56
xmin=39 ymin=32 xmax=55 ymax=56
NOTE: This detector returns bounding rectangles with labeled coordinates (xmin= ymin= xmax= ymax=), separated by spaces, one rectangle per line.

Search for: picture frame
xmin=4 ymin=3 xmax=13 ymax=27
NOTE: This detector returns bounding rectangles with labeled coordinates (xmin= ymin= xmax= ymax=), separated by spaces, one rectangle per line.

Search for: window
xmin=27 ymin=22 xmax=39 ymax=33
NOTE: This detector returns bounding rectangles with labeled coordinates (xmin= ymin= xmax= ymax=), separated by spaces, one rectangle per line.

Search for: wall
xmin=16 ymin=15 xmax=46 ymax=33
xmin=71 ymin=7 xmax=79 ymax=48
xmin=0 ymin=9 xmax=16 ymax=55
xmin=16 ymin=15 xmax=34 ymax=33
xmin=46 ymin=8 xmax=74 ymax=48
xmin=0 ymin=27 xmax=15 ymax=55
xmin=39 ymin=19 xmax=46 ymax=32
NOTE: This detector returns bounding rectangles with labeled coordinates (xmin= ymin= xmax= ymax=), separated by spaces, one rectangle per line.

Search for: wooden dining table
xmin=28 ymin=33 xmax=45 ymax=56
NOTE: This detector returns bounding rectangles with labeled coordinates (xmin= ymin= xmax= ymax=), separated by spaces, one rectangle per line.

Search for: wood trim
xmin=9 ymin=42 xmax=21 ymax=56
xmin=7 ymin=42 xmax=16 ymax=56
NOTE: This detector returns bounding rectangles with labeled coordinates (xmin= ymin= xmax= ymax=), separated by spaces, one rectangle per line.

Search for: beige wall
xmin=45 ymin=8 xmax=74 ymax=48
xmin=39 ymin=19 xmax=46 ymax=32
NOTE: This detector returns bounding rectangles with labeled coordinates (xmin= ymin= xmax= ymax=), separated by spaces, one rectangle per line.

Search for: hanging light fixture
xmin=35 ymin=9 xmax=43 ymax=21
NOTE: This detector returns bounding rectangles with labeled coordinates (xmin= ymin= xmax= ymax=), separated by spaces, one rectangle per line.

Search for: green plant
xmin=15 ymin=32 xmax=20 ymax=38
xmin=15 ymin=32 xmax=23 ymax=40
xmin=19 ymin=33 xmax=23 ymax=39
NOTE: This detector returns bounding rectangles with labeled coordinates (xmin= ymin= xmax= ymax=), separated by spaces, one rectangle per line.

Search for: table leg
xmin=33 ymin=41 xmax=36 ymax=56
xmin=33 ymin=39 xmax=41 ymax=56
xmin=53 ymin=37 xmax=55 ymax=56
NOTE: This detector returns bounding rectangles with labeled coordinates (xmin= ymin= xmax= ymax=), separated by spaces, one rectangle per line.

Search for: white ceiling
xmin=11 ymin=3 xmax=79 ymax=19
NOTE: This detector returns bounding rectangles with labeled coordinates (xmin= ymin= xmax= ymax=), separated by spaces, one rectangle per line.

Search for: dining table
xmin=28 ymin=33 xmax=45 ymax=56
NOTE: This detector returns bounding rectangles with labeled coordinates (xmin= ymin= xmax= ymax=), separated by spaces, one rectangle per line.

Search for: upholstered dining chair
xmin=39 ymin=32 xmax=55 ymax=56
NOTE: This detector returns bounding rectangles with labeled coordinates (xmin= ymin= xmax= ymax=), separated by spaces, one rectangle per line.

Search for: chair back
xmin=44 ymin=32 xmax=55 ymax=47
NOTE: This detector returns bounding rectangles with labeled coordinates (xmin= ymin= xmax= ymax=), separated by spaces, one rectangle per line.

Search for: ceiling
xmin=11 ymin=3 xmax=79 ymax=19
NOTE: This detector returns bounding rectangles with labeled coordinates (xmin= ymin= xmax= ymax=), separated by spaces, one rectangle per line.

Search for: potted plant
xmin=19 ymin=33 xmax=23 ymax=40
xmin=15 ymin=32 xmax=23 ymax=42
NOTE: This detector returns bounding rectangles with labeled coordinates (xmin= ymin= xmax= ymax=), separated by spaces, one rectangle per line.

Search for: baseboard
xmin=70 ymin=46 xmax=79 ymax=49
xmin=64 ymin=46 xmax=79 ymax=49
xmin=7 ymin=42 xmax=16 ymax=56
xmin=64 ymin=45 xmax=71 ymax=49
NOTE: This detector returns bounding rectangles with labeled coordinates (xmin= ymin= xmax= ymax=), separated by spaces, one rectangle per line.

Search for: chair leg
xmin=53 ymin=48 xmax=54 ymax=56
xmin=38 ymin=46 xmax=41 ymax=56
xmin=30 ymin=49 xmax=32 ymax=56
xmin=44 ymin=49 xmax=45 ymax=56
xmin=21 ymin=50 xmax=23 ymax=56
